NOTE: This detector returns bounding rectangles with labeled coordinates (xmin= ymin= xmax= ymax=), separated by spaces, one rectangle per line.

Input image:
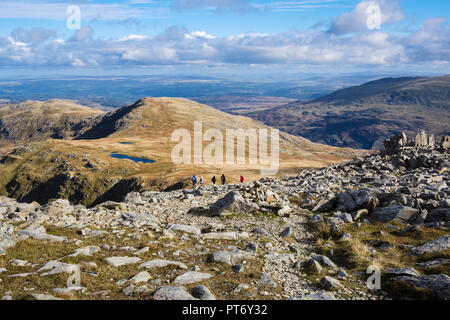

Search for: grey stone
xmin=320 ymin=276 xmax=343 ymax=290
xmin=384 ymin=267 xmax=420 ymax=277
xmin=370 ymin=205 xmax=419 ymax=223
xmin=15 ymin=229 xmax=66 ymax=242
xmin=208 ymin=249 xmax=253 ymax=266
xmin=391 ymin=274 xmax=450 ymax=300
xmin=130 ymin=271 xmax=151 ymax=284
xmin=280 ymin=226 xmax=292 ymax=238
xmin=153 ymin=286 xmax=196 ymax=300
xmin=208 ymin=191 xmax=256 ymax=216
xmin=139 ymin=259 xmax=187 ymax=269
xmin=192 ymin=285 xmax=216 ymax=300
xmin=105 ymin=256 xmax=141 ymax=267
xmin=167 ymin=224 xmax=201 ymax=235
xmin=410 ymin=236 xmax=450 ymax=256
xmin=173 ymin=271 xmax=212 ymax=285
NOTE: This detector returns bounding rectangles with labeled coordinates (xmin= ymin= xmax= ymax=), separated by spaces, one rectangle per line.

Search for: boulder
xmin=390 ymin=274 xmax=450 ymax=300
xmin=441 ymin=136 xmax=450 ymax=149
xmin=208 ymin=249 xmax=253 ymax=266
xmin=384 ymin=132 xmax=407 ymax=154
xmin=410 ymin=236 xmax=450 ymax=256
xmin=207 ymin=191 xmax=256 ymax=216
xmin=104 ymin=256 xmax=141 ymax=267
xmin=173 ymin=271 xmax=212 ymax=285
xmin=320 ymin=276 xmax=343 ymax=290
xmin=415 ymin=131 xmax=435 ymax=148
xmin=139 ymin=259 xmax=187 ymax=269
xmin=370 ymin=205 xmax=419 ymax=223
xmin=153 ymin=286 xmax=196 ymax=300
xmin=192 ymin=285 xmax=216 ymax=300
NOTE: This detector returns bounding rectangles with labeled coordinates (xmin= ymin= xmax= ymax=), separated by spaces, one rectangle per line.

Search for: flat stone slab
xmin=201 ymin=232 xmax=237 ymax=240
xmin=384 ymin=267 xmax=420 ymax=277
xmin=173 ymin=271 xmax=212 ymax=285
xmin=167 ymin=224 xmax=201 ymax=235
xmin=15 ymin=230 xmax=66 ymax=242
xmin=391 ymin=274 xmax=450 ymax=300
xmin=410 ymin=235 xmax=450 ymax=256
xmin=130 ymin=271 xmax=151 ymax=284
xmin=38 ymin=261 xmax=79 ymax=276
xmin=208 ymin=249 xmax=253 ymax=266
xmin=105 ymin=256 xmax=142 ymax=267
xmin=0 ymin=236 xmax=17 ymax=249
xmin=68 ymin=246 xmax=101 ymax=257
xmin=153 ymin=286 xmax=196 ymax=300
xmin=30 ymin=294 xmax=64 ymax=300
xmin=139 ymin=259 xmax=187 ymax=269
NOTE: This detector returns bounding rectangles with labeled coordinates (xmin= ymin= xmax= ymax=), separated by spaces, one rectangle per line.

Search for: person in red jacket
xmin=240 ymin=175 xmax=244 ymax=183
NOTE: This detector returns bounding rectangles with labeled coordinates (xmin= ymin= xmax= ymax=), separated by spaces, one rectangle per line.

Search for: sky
xmin=0 ymin=0 xmax=449 ymax=78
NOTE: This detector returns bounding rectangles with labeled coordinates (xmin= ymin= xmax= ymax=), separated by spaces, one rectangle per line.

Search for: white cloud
xmin=0 ymin=17 xmax=448 ymax=69
xmin=328 ymin=0 xmax=404 ymax=34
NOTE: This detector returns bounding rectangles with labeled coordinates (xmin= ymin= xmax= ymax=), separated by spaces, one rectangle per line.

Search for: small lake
xmin=118 ymin=142 xmax=135 ymax=145
xmin=110 ymin=152 xmax=155 ymax=164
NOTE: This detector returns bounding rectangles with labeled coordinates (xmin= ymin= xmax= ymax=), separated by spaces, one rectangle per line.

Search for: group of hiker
xmin=191 ymin=174 xmax=244 ymax=186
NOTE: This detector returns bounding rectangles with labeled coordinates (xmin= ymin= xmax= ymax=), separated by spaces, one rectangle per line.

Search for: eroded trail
xmin=0 ymin=183 xmax=374 ymax=300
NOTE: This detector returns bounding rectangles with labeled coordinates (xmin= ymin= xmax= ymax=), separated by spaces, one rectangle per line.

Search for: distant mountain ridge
xmin=0 ymin=100 xmax=101 ymax=146
xmin=312 ymin=75 xmax=450 ymax=108
xmin=247 ymin=75 xmax=450 ymax=149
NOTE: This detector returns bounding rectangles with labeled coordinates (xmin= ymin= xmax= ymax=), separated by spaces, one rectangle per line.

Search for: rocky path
xmin=0 ymin=131 xmax=449 ymax=300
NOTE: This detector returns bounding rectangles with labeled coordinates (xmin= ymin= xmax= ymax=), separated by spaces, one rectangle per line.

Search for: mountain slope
xmin=0 ymin=97 xmax=363 ymax=206
xmin=247 ymin=75 xmax=450 ymax=149
xmin=0 ymin=99 xmax=102 ymax=146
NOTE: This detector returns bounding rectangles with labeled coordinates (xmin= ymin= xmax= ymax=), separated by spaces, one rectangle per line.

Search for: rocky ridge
xmin=0 ymin=131 xmax=449 ymax=300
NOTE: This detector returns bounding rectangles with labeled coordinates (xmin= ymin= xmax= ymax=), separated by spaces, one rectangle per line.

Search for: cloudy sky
xmin=0 ymin=0 xmax=449 ymax=77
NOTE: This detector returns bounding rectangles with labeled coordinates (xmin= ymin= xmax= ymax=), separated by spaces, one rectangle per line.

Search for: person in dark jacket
xmin=220 ymin=174 xmax=226 ymax=185
xmin=192 ymin=174 xmax=197 ymax=186
xmin=211 ymin=176 xmax=216 ymax=185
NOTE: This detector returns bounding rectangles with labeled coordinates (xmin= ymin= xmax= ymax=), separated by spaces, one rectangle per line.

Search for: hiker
xmin=211 ymin=176 xmax=216 ymax=185
xmin=199 ymin=176 xmax=204 ymax=186
xmin=240 ymin=175 xmax=244 ymax=183
xmin=220 ymin=174 xmax=226 ymax=185
xmin=192 ymin=174 xmax=197 ymax=186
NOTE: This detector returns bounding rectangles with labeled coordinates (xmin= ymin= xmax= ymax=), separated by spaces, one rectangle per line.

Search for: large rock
xmin=192 ymin=285 xmax=216 ymax=300
xmin=336 ymin=190 xmax=378 ymax=212
xmin=167 ymin=224 xmax=201 ymax=235
xmin=153 ymin=286 xmax=196 ymax=300
xmin=415 ymin=131 xmax=435 ymax=148
xmin=410 ymin=236 xmax=450 ymax=256
xmin=105 ymin=256 xmax=142 ymax=267
xmin=207 ymin=191 xmax=256 ymax=216
xmin=384 ymin=132 xmax=407 ymax=154
xmin=320 ymin=276 xmax=343 ymax=290
xmin=390 ymin=274 xmax=450 ymax=300
xmin=208 ymin=249 xmax=253 ymax=266
xmin=425 ymin=208 xmax=450 ymax=223
xmin=173 ymin=271 xmax=212 ymax=285
xmin=139 ymin=259 xmax=187 ymax=269
xmin=15 ymin=230 xmax=66 ymax=242
xmin=0 ymin=236 xmax=16 ymax=250
xmin=441 ymin=135 xmax=450 ymax=149
xmin=370 ymin=205 xmax=419 ymax=223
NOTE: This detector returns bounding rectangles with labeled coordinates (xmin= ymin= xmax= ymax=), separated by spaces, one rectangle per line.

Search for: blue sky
xmin=0 ymin=0 xmax=449 ymax=77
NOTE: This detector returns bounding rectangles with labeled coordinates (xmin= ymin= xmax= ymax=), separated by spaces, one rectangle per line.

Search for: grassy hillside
xmin=0 ymin=97 xmax=363 ymax=206
xmin=0 ymin=100 xmax=102 ymax=145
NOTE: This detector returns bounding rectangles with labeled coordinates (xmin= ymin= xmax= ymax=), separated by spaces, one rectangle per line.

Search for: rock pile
xmin=0 ymin=131 xmax=448 ymax=300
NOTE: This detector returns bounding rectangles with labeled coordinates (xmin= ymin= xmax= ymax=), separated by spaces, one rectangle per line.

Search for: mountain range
xmin=245 ymin=75 xmax=450 ymax=149
xmin=0 ymin=98 xmax=360 ymax=206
